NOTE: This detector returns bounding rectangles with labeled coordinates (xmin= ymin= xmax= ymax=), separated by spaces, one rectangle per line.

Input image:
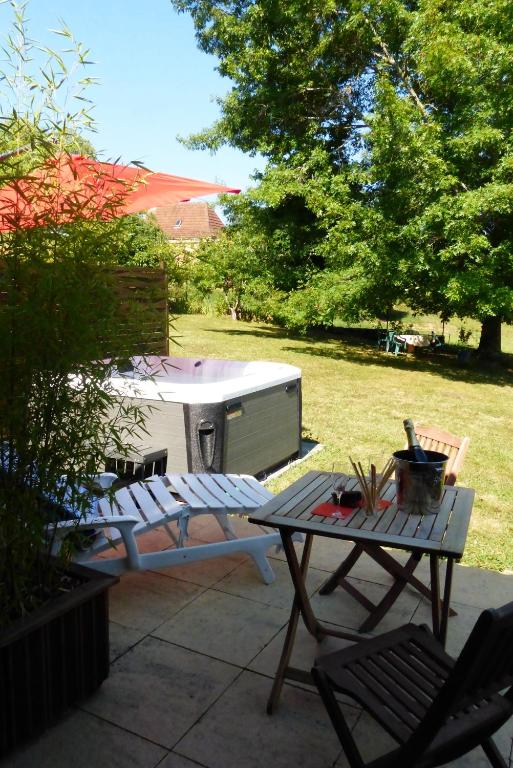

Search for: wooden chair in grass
xmin=312 ymin=600 xmax=513 ymax=768
xmin=413 ymin=425 xmax=470 ymax=486
xmin=318 ymin=425 xmax=470 ymax=633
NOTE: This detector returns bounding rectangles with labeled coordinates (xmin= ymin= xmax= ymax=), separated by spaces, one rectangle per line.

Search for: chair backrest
xmin=446 ymin=601 xmax=513 ymax=712
xmin=413 ymin=424 xmax=470 ymax=485
xmin=406 ymin=601 xmax=513 ymax=759
xmin=378 ymin=330 xmax=393 ymax=344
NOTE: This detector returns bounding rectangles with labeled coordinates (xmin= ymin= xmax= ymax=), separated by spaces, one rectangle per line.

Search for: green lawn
xmin=174 ymin=314 xmax=513 ymax=572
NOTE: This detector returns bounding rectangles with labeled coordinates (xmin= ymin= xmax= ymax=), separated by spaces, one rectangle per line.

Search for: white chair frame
xmin=51 ymin=473 xmax=284 ymax=584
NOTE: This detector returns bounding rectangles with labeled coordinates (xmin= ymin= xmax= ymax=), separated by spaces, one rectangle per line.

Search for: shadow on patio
xmin=4 ymin=515 xmax=513 ymax=768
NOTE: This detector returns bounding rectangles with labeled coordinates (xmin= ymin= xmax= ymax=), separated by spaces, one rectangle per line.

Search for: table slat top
xmin=249 ymin=471 xmax=474 ymax=558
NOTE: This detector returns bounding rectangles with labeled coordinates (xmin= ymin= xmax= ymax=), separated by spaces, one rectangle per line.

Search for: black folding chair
xmin=312 ymin=601 xmax=513 ymax=767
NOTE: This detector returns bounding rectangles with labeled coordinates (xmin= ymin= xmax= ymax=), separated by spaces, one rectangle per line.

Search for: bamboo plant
xmin=0 ymin=2 xmax=149 ymax=627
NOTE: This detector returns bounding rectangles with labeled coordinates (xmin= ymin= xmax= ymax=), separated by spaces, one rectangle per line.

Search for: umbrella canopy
xmin=0 ymin=154 xmax=240 ymax=231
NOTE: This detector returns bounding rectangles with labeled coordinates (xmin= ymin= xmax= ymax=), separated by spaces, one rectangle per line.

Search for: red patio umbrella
xmin=0 ymin=154 xmax=240 ymax=231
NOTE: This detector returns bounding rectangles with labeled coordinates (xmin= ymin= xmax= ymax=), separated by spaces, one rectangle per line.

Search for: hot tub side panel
xmin=110 ymin=396 xmax=189 ymax=474
xmin=222 ymin=378 xmax=301 ymax=475
xmin=110 ymin=375 xmax=301 ymax=476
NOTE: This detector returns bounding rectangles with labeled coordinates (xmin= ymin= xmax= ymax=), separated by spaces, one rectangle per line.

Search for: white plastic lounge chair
xmin=51 ymin=472 xmax=283 ymax=584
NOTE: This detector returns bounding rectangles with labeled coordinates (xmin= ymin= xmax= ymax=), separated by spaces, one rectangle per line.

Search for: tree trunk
xmin=478 ymin=316 xmax=502 ymax=359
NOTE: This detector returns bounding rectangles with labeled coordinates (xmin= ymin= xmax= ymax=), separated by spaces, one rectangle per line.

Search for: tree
xmin=174 ymin=0 xmax=513 ymax=355
xmin=366 ymin=0 xmax=513 ymax=358
xmin=209 ymin=150 xmax=394 ymax=330
xmin=193 ymin=152 xmax=345 ymax=325
xmin=106 ymin=212 xmax=175 ymax=267
xmin=190 ymin=227 xmax=280 ymax=320
xmin=173 ymin=0 xmax=378 ymax=166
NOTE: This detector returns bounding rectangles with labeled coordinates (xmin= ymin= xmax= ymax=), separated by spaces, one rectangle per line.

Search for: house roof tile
xmin=152 ymin=202 xmax=224 ymax=240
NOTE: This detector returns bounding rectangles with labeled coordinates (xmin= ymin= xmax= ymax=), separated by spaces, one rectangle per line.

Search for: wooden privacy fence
xmin=0 ymin=263 xmax=169 ymax=357
xmin=109 ymin=266 xmax=169 ymax=356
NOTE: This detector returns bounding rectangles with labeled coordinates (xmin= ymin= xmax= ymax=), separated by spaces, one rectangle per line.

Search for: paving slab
xmin=249 ymin=617 xmax=354 ymax=684
xmin=121 ymin=527 xmax=179 ymax=554
xmin=297 ymin=535 xmax=355 ymax=573
xmin=215 ymin=557 xmax=328 ymax=610
xmin=334 ymin=710 xmax=396 ymax=767
xmin=187 ymin=514 xmax=265 ymax=542
xmin=310 ymin=576 xmax=422 ymax=634
xmin=412 ymin=597 xmax=482 ymax=656
xmin=176 ymin=670 xmax=351 ymax=768
xmin=448 ymin=563 xmax=513 ymax=609
xmin=0 ymin=710 xmax=166 ymax=768
xmin=249 ymin=616 xmax=360 ymax=709
xmin=4 ymin=524 xmax=512 ymax=768
xmin=159 ymin=754 xmax=208 ymax=768
xmin=82 ymin=636 xmax=241 ymax=750
xmin=151 ymin=535 xmax=248 ymax=587
xmin=109 ymin=619 xmax=147 ymax=662
xmin=249 ymin=529 xmax=334 ymax=565
xmin=153 ymin=589 xmax=289 ymax=666
xmin=108 ymin=570 xmax=206 ymax=633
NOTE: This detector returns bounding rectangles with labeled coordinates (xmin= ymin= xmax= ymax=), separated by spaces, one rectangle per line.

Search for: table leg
xmin=267 ymin=530 xmax=360 ymax=713
xmin=318 ymin=543 xmax=365 ymax=595
xmin=363 ymin=545 xmax=433 ymax=604
xmin=281 ymin=531 xmax=327 ymax=640
xmin=319 ymin=544 xmax=456 ymax=623
xmin=430 ymin=555 xmax=455 ymax=647
xmin=359 ymin=551 xmax=422 ymax=633
xmin=440 ymin=557 xmax=454 ymax=647
xmin=430 ymin=555 xmax=441 ymax=640
xmin=266 ymin=532 xmax=314 ymax=714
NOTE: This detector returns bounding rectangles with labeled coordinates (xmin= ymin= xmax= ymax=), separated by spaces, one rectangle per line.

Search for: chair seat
xmin=313 ymin=619 xmax=513 ymax=768
xmin=53 ymin=472 xmax=283 ymax=584
xmin=163 ymin=472 xmax=274 ymax=512
xmin=315 ymin=624 xmax=454 ymax=744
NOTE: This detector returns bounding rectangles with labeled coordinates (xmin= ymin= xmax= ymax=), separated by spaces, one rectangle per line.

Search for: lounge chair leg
xmin=163 ymin=522 xmax=179 ymax=547
xmin=249 ymin=549 xmax=276 ymax=584
xmin=215 ymin=511 xmax=237 ymax=540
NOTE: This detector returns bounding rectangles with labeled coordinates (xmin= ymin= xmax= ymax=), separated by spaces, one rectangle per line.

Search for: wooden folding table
xmin=248 ymin=470 xmax=474 ymax=712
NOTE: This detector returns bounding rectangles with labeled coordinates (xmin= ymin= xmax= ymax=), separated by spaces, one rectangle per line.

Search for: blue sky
xmin=1 ymin=0 xmax=264 ymax=193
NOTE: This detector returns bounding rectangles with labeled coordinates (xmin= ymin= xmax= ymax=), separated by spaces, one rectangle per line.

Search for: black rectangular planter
xmin=0 ymin=562 xmax=118 ymax=757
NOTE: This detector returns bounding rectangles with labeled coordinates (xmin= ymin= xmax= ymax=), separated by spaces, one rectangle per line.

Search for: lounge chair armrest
xmin=49 ymin=514 xmax=142 ymax=570
xmin=92 ymin=472 xmax=118 ymax=490
xmin=50 ymin=514 xmax=139 ymax=532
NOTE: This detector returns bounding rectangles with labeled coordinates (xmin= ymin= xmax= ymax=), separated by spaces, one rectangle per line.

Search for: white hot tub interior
xmin=110 ymin=355 xmax=301 ymax=404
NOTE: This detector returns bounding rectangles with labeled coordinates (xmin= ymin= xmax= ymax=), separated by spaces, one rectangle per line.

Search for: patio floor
xmin=3 ymin=516 xmax=513 ymax=768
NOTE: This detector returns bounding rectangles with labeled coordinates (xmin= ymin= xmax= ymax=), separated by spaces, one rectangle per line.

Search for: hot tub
xmin=107 ymin=355 xmax=302 ymax=476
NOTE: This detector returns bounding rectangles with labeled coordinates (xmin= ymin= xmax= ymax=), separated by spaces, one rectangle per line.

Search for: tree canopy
xmin=368 ymin=0 xmax=513 ymax=355
xmin=174 ymin=0 xmax=513 ymax=355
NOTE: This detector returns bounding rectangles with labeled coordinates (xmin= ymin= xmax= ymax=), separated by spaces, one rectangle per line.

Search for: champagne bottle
xmin=403 ymin=419 xmax=428 ymax=462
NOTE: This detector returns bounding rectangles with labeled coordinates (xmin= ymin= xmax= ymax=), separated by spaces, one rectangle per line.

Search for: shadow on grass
xmin=208 ymin=325 xmax=295 ymax=341
xmin=208 ymin=324 xmax=513 ymax=387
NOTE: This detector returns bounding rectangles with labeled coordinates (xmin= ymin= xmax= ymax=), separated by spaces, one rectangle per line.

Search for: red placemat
xmin=312 ymin=499 xmax=392 ymax=519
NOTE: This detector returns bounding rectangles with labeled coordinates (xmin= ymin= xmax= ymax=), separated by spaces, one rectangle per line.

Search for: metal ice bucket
xmin=393 ymin=449 xmax=448 ymax=515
